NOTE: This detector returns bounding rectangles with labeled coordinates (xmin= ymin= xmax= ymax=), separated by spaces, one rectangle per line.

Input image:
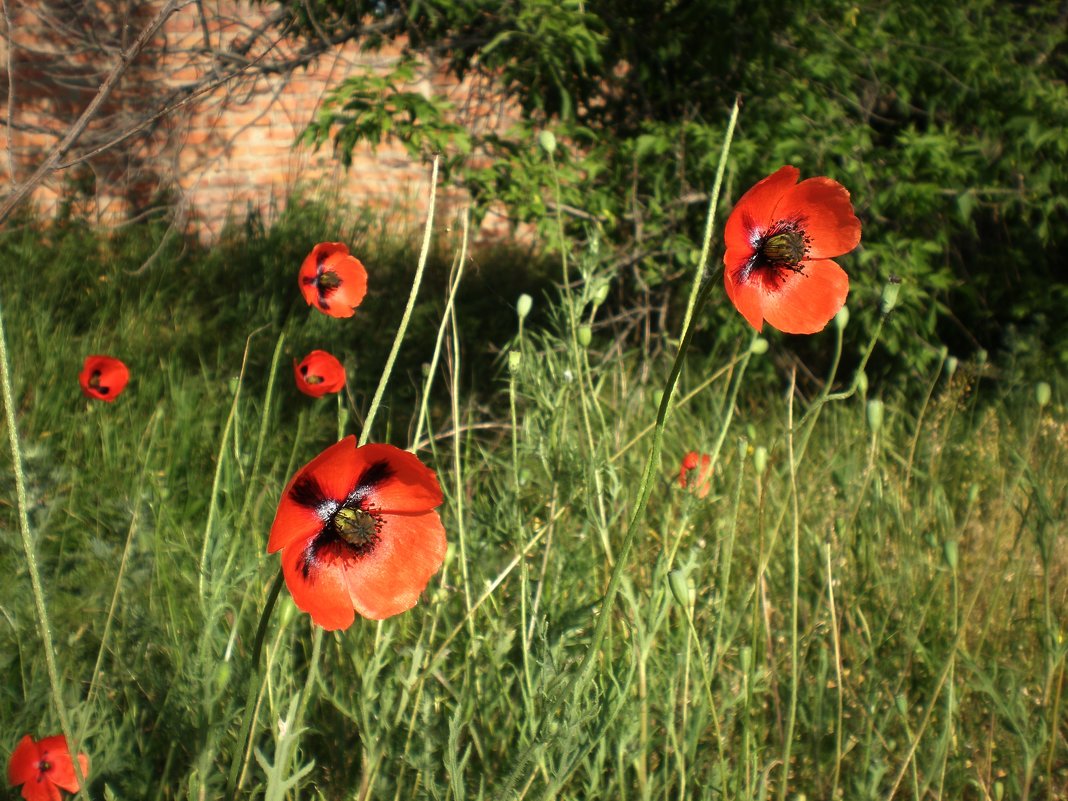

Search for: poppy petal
xmin=79 ymin=355 xmax=130 ymax=402
xmin=775 ymin=177 xmax=861 ymax=259
xmin=724 ymin=264 xmax=767 ymax=331
xmin=267 ymin=437 xmax=364 ymax=553
xmin=723 ymin=165 xmax=799 ymax=253
xmin=343 ymin=510 xmax=447 ymax=620
xmin=7 ymin=735 xmax=39 ymax=787
xmin=351 ymin=444 xmax=444 ymax=513
xmin=322 ymin=255 xmax=368 ymax=314
xmin=759 ymin=259 xmax=849 ymax=334
xmin=36 ymin=736 xmax=84 ymax=794
xmin=280 ymin=540 xmax=357 ymax=631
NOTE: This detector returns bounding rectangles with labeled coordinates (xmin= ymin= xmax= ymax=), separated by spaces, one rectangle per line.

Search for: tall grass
xmin=0 ymin=187 xmax=1064 ymax=801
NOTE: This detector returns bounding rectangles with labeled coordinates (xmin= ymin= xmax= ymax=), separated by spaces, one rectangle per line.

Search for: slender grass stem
xmin=0 ymin=295 xmax=86 ymax=798
xmin=360 ymin=156 xmax=439 ymax=446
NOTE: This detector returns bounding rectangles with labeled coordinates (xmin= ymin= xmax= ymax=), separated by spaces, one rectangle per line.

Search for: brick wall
xmin=0 ymin=0 xmax=518 ymax=240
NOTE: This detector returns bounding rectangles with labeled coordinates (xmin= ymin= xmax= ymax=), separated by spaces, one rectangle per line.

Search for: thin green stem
xmin=0 ymin=295 xmax=85 ymax=798
xmin=412 ymin=208 xmax=468 ymax=452
xmin=360 ymin=156 xmax=439 ymax=446
xmin=227 ymin=567 xmax=285 ymax=800
xmin=779 ymin=370 xmax=801 ymax=801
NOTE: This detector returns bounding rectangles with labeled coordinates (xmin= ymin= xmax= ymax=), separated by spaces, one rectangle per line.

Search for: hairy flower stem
xmin=0 ymin=296 xmax=87 ymax=798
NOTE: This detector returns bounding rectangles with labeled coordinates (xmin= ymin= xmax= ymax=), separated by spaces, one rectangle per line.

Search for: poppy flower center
xmin=317 ymin=269 xmax=342 ymax=291
xmin=38 ymin=759 xmax=52 ymax=773
xmin=88 ymin=370 xmax=102 ymax=389
xmin=305 ymin=374 xmax=323 ymax=385
xmin=755 ymin=224 xmax=809 ymax=274
xmin=333 ymin=506 xmax=381 ymax=548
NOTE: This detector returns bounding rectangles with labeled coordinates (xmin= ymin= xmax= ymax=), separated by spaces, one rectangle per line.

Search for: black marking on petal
xmin=300 ymin=364 xmax=309 ymax=375
xmin=316 ymin=247 xmax=330 ymax=267
xmin=348 ymin=459 xmax=395 ymax=506
xmin=98 ymin=386 xmax=110 ymax=395
xmin=318 ymin=297 xmax=331 ymax=311
xmin=290 ymin=473 xmax=327 ymax=510
xmin=298 ymin=542 xmax=318 ymax=580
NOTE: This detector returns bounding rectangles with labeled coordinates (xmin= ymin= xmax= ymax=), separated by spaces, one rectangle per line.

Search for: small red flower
xmin=298 ymin=242 xmax=368 ymax=318
xmin=294 ymin=350 xmax=346 ymax=397
xmin=679 ymin=451 xmax=713 ymax=499
xmin=8 ymin=734 xmax=89 ymax=801
xmin=723 ymin=165 xmax=861 ymax=334
xmin=78 ymin=355 xmax=129 ymax=402
xmin=268 ymin=436 xmax=447 ymax=630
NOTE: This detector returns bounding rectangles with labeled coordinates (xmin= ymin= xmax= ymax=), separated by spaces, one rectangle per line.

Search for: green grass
xmin=0 ymin=198 xmax=1065 ymax=801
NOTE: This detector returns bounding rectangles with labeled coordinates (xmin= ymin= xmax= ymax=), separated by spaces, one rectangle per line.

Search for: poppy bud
xmin=1036 ymin=381 xmax=1051 ymax=408
xmin=668 ymin=569 xmax=694 ymax=610
xmin=753 ymin=446 xmax=768 ymax=476
xmin=750 ymin=337 xmax=769 ymax=355
xmin=834 ymin=306 xmax=850 ymax=331
xmin=867 ymin=398 xmax=884 ymax=433
xmin=577 ymin=325 xmax=592 ymax=348
xmin=538 ymin=130 xmax=557 ymax=155
xmin=508 ymin=351 xmax=522 ymax=373
xmin=592 ymin=281 xmax=610 ymax=306
xmin=995 ymin=781 xmax=1004 ymax=801
xmin=881 ymin=281 xmax=901 ymax=314
xmin=895 ymin=694 xmax=908 ymax=716
xmin=943 ymin=538 xmax=959 ymax=571
xmin=945 ymin=356 xmax=958 ymax=379
xmin=856 ymin=370 xmax=869 ymax=396
xmin=516 ymin=294 xmax=533 ymax=321
xmin=976 ymin=349 xmax=988 ymax=365
xmin=740 ymin=645 xmax=752 ymax=674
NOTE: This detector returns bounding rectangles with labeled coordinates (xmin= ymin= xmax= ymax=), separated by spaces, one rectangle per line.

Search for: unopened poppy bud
xmin=753 ymin=446 xmax=768 ymax=476
xmin=895 ymin=694 xmax=908 ymax=716
xmin=976 ymin=348 xmax=988 ymax=365
xmin=516 ymin=294 xmax=533 ymax=320
xmin=968 ymin=484 xmax=980 ymax=506
xmin=668 ymin=569 xmax=694 ymax=610
xmin=737 ymin=437 xmax=749 ymax=459
xmin=945 ymin=356 xmax=958 ymax=379
xmin=867 ymin=398 xmax=884 ymax=432
xmin=750 ymin=337 xmax=769 ymax=355
xmin=538 ymin=130 xmax=557 ymax=155
xmin=856 ymin=370 xmax=869 ymax=396
xmin=577 ymin=325 xmax=592 ymax=348
xmin=592 ymin=281 xmax=610 ymax=306
xmin=881 ymin=280 xmax=901 ymax=314
xmin=834 ymin=306 xmax=850 ymax=331
xmin=943 ymin=538 xmax=959 ymax=571
xmin=994 ymin=781 xmax=1004 ymax=801
xmin=508 ymin=350 xmax=522 ymax=373
xmin=1036 ymin=381 xmax=1051 ymax=408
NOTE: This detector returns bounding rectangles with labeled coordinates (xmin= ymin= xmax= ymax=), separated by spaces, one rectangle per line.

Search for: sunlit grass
xmin=0 ymin=196 xmax=1065 ymax=801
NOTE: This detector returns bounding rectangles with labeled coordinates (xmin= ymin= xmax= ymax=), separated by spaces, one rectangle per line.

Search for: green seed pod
xmin=834 ymin=305 xmax=850 ymax=331
xmin=750 ymin=337 xmax=769 ymax=355
xmin=867 ymin=398 xmax=884 ymax=433
xmin=895 ymin=694 xmax=908 ymax=716
xmin=945 ymin=356 xmax=958 ymax=379
xmin=1036 ymin=381 xmax=1051 ymax=408
xmin=668 ymin=569 xmax=694 ymax=610
xmin=881 ymin=280 xmax=901 ymax=313
xmin=740 ymin=646 xmax=752 ymax=674
xmin=753 ymin=446 xmax=768 ymax=476
xmin=538 ymin=130 xmax=557 ymax=155
xmin=508 ymin=350 xmax=522 ymax=373
xmin=516 ymin=294 xmax=533 ymax=320
xmin=577 ymin=325 xmax=592 ymax=348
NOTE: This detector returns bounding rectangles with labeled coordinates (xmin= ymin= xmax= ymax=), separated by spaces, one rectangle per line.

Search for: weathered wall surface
xmin=0 ymin=0 xmax=516 ymax=239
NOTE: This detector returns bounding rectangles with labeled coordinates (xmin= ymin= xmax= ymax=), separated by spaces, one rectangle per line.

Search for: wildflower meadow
xmin=2 ymin=8 xmax=1067 ymax=798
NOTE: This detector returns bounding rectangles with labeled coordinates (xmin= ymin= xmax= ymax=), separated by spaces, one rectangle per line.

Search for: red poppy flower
xmin=78 ymin=355 xmax=129 ymax=402
xmin=679 ymin=451 xmax=713 ymax=499
xmin=298 ymin=242 xmax=368 ymax=318
xmin=268 ymin=436 xmax=447 ymax=630
xmin=8 ymin=734 xmax=89 ymax=801
xmin=723 ymin=165 xmax=861 ymax=334
xmin=294 ymin=350 xmax=346 ymax=397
